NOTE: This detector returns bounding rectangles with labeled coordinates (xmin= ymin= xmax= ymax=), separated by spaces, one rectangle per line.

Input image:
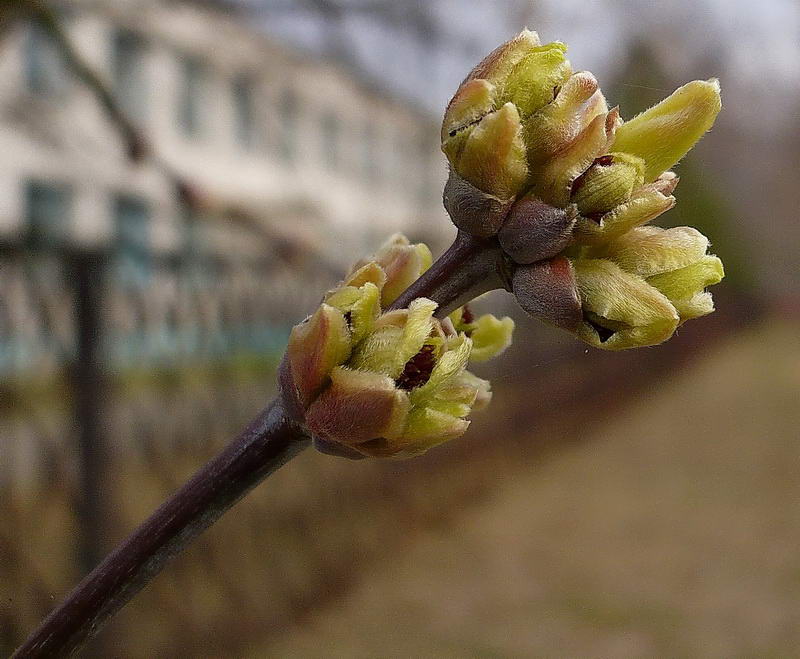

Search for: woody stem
xmin=13 ymin=398 xmax=310 ymax=658
xmin=14 ymin=232 xmax=504 ymax=658
xmin=388 ymin=231 xmax=509 ymax=317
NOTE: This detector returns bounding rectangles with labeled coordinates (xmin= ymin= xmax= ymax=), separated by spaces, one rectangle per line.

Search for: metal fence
xmin=0 ymin=237 xmax=346 ymax=655
xmin=0 ymin=231 xmax=743 ymax=656
xmin=4 ymin=234 xmax=543 ymax=656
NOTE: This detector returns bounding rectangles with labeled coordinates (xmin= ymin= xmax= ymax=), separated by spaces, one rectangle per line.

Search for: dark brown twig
xmin=12 ymin=397 xmax=310 ymax=658
xmin=389 ymin=230 xmax=510 ymax=317
xmin=10 ymin=7 xmax=516 ymax=654
xmin=13 ymin=227 xmax=507 ymax=657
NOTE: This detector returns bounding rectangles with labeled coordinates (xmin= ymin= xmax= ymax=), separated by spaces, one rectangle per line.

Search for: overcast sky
xmin=243 ymin=0 xmax=799 ymax=133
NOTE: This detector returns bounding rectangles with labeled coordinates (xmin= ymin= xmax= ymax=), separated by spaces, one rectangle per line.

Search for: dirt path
xmin=258 ymin=322 xmax=800 ymax=658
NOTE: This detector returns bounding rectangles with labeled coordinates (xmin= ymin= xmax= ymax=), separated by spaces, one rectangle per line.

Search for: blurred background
xmin=0 ymin=0 xmax=797 ymax=656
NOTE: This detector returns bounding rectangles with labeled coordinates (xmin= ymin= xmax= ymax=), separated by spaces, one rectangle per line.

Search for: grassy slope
xmin=259 ymin=321 xmax=800 ymax=658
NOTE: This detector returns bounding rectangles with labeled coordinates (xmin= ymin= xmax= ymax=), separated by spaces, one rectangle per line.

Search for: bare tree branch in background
xmin=251 ymin=0 xmax=479 ymax=76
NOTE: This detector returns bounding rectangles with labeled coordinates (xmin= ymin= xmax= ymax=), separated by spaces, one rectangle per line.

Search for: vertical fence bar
xmin=69 ymin=249 xmax=106 ymax=578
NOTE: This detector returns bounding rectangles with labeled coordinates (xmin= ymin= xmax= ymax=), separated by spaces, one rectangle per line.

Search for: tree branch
xmin=388 ymin=231 xmax=510 ymax=317
xmin=9 ymin=6 xmax=515 ymax=656
xmin=13 ymin=225 xmax=508 ymax=656
xmin=12 ymin=396 xmax=310 ymax=658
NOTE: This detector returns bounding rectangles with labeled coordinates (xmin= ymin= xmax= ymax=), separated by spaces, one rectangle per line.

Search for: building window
xmin=179 ymin=56 xmax=206 ymax=137
xmin=113 ymin=194 xmax=150 ymax=284
xmin=232 ymin=74 xmax=256 ymax=150
xmin=278 ymin=88 xmax=298 ymax=162
xmin=111 ymin=29 xmax=147 ymax=123
xmin=25 ymin=22 xmax=68 ymax=95
xmin=24 ymin=179 xmax=71 ymax=249
xmin=320 ymin=110 xmax=340 ymax=170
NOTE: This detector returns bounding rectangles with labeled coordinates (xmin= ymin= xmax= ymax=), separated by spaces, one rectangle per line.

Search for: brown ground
xmin=258 ymin=321 xmax=800 ymax=658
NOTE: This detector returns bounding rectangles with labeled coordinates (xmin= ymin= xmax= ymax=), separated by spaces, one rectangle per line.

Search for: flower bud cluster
xmin=281 ymin=235 xmax=514 ymax=459
xmin=441 ymin=30 xmax=724 ymax=350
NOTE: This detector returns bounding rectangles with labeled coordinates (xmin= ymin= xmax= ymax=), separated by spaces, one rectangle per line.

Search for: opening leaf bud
xmin=447 ymin=102 xmax=529 ymax=201
xmin=307 ymin=300 xmax=492 ymax=458
xmin=449 ymin=307 xmax=515 ymax=362
xmin=497 ymin=42 xmax=571 ymax=117
xmin=572 ymin=258 xmax=679 ymax=350
xmin=611 ymin=79 xmax=722 ymax=182
xmin=596 ymin=226 xmax=725 ymax=323
xmin=286 ymin=304 xmax=352 ymax=410
xmin=570 ymin=152 xmax=645 ymax=216
xmin=572 ymin=182 xmax=676 ymax=246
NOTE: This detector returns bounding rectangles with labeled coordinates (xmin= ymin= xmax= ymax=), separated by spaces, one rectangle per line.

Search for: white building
xmin=0 ymin=0 xmax=454 ymax=375
xmin=0 ymin=0 xmax=449 ymax=269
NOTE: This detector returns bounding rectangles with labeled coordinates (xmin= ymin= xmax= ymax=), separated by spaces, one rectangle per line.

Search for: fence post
xmin=69 ymin=249 xmax=106 ymax=578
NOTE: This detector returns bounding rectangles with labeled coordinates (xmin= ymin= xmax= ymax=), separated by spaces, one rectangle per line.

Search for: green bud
xmin=286 ymin=304 xmax=352 ymax=409
xmin=572 ymin=258 xmax=679 ymax=350
xmin=440 ymin=28 xmax=541 ymax=158
xmin=469 ymin=315 xmax=515 ymax=361
xmin=596 ymin=225 xmax=725 ymax=323
xmin=441 ymin=31 xmax=571 ymax=202
xmin=570 ymin=152 xmax=645 ymax=216
xmin=363 ymin=234 xmax=432 ymax=307
xmin=454 ymin=370 xmax=493 ymax=411
xmin=324 ymin=281 xmax=381 ymax=345
xmin=394 ymin=407 xmax=470 ymax=457
xmin=305 ymin=366 xmax=410 ymax=447
xmin=447 ymin=102 xmax=529 ymax=201
xmin=468 ymin=29 xmax=542 ymax=87
xmin=647 ymin=256 xmax=724 ymax=322
xmin=342 ymin=261 xmax=387 ymax=289
xmin=441 ymin=78 xmax=496 ymax=146
xmin=450 ymin=307 xmax=515 ymax=362
xmin=522 ymin=71 xmax=606 ymax=167
xmin=611 ymin=79 xmax=722 ymax=182
xmin=595 ymin=225 xmax=711 ymax=277
xmin=497 ymin=42 xmax=571 ymax=117
xmin=572 ymin=181 xmax=676 ymax=245
xmin=534 ymin=108 xmax=620 ymax=207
